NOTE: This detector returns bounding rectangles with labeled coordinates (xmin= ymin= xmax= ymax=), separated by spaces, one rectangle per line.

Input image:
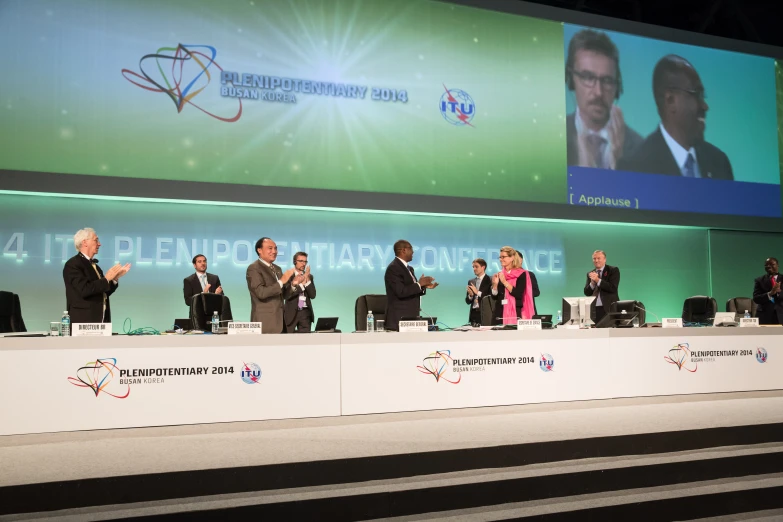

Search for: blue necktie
xmin=683 ymin=153 xmax=696 ymax=178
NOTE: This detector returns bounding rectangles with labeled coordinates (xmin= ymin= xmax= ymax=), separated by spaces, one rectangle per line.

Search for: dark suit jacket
xmin=753 ymin=273 xmax=783 ymax=325
xmin=63 ymin=253 xmax=117 ymax=323
xmin=284 ymin=275 xmax=316 ymax=328
xmin=617 ymin=127 xmax=733 ymax=180
xmin=566 ymin=112 xmax=643 ymax=168
xmin=583 ymin=265 xmax=620 ymax=311
xmin=183 ymin=272 xmax=223 ymax=306
xmin=466 ymin=274 xmax=493 ymax=324
xmin=491 ymin=272 xmax=534 ymax=325
xmin=385 ymin=258 xmax=426 ymax=331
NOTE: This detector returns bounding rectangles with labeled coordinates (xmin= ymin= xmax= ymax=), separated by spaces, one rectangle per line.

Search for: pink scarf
xmin=502 ymin=268 xmax=535 ymax=325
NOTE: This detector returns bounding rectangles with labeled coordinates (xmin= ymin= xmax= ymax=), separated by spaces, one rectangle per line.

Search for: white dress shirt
xmin=660 ymin=123 xmax=701 ymax=178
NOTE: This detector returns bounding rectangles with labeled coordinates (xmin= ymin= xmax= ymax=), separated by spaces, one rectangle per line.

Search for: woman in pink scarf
xmin=491 ymin=246 xmax=535 ymax=325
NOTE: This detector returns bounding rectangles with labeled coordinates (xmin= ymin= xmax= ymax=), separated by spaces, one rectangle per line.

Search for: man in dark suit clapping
xmin=384 ymin=240 xmax=438 ymax=331
xmin=753 ymin=257 xmax=783 ymax=325
xmin=63 ymin=228 xmax=131 ymax=326
xmin=183 ymin=254 xmax=224 ymax=307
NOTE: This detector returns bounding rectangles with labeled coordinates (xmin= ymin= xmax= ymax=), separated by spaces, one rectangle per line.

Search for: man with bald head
xmin=618 ymin=54 xmax=733 ymax=180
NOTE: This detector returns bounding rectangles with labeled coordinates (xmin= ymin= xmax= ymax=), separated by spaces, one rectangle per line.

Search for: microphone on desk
xmin=633 ymin=305 xmax=660 ymax=326
xmin=420 ymin=308 xmax=437 ymax=330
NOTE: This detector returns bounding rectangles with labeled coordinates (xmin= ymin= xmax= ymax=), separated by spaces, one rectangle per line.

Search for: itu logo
xmin=664 ymin=343 xmax=697 ymax=372
xmin=756 ymin=347 xmax=768 ymax=364
xmin=539 ymin=353 xmax=555 ymax=372
xmin=439 ymin=85 xmax=475 ymax=127
xmin=122 ymin=43 xmax=242 ymax=122
xmin=417 ymin=350 xmax=461 ymax=384
xmin=67 ymin=358 xmax=130 ymax=399
xmin=240 ymin=362 xmax=262 ymax=384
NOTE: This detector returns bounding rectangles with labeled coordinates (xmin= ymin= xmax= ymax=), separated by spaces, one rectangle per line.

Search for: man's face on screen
xmin=258 ymin=239 xmax=278 ymax=263
xmin=765 ymin=258 xmax=778 ymax=275
xmin=669 ymin=68 xmax=708 ymax=147
xmin=572 ymin=50 xmax=617 ymax=130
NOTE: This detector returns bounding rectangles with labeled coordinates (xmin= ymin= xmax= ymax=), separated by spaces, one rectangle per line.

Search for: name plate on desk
xmin=739 ymin=318 xmax=760 ymax=328
xmin=517 ymin=319 xmax=542 ymax=331
xmin=399 ymin=320 xmax=428 ymax=333
xmin=72 ymin=323 xmax=112 ymax=337
xmin=662 ymin=318 xmax=683 ymax=328
xmin=227 ymin=322 xmax=262 ymax=335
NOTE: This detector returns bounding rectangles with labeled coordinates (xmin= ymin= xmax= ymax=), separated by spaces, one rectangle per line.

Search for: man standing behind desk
xmin=246 ymin=237 xmax=297 ymax=334
xmin=584 ymin=250 xmax=620 ymax=323
xmin=284 ymin=251 xmax=316 ymax=333
xmin=385 ymin=240 xmax=438 ymax=331
xmin=753 ymin=257 xmax=783 ymax=325
xmin=63 ymin=228 xmax=131 ymax=326
xmin=466 ymin=258 xmax=492 ymax=325
xmin=183 ymin=254 xmax=224 ymax=306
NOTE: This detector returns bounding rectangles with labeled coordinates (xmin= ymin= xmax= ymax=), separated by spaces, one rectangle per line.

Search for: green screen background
xmin=0 ymin=0 xmax=567 ymax=203
xmin=3 ymin=192 xmax=775 ymax=333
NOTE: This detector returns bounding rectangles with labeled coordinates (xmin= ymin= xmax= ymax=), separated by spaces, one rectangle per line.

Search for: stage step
xmin=3 ymin=438 xmax=783 ymax=520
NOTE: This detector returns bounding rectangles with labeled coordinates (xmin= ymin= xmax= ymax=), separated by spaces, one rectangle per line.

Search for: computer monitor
xmin=561 ymin=297 xmax=597 ymax=326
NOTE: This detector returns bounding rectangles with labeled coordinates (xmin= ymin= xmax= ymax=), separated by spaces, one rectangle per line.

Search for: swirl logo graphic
xmin=664 ymin=343 xmax=698 ymax=372
xmin=67 ymin=358 xmax=130 ymax=399
xmin=417 ymin=350 xmax=461 ymax=384
xmin=240 ymin=362 xmax=262 ymax=384
xmin=122 ymin=43 xmax=242 ymax=122
xmin=539 ymin=353 xmax=555 ymax=372
xmin=756 ymin=347 xmax=768 ymax=364
xmin=439 ymin=85 xmax=475 ymax=127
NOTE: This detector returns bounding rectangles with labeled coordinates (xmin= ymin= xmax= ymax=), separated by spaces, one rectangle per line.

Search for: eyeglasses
xmin=571 ymin=69 xmax=618 ymax=90
xmin=668 ymin=86 xmax=707 ymax=101
xmin=295 ymin=259 xmax=307 ymax=264
xmin=499 ymin=255 xmax=511 ymax=259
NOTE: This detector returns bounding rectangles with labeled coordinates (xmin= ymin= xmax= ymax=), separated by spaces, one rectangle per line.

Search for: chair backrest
xmin=726 ymin=297 xmax=757 ymax=317
xmin=354 ymin=294 xmax=387 ymax=331
xmin=682 ymin=295 xmax=718 ymax=323
xmin=610 ymin=300 xmax=646 ymax=324
xmin=189 ymin=293 xmax=233 ymax=330
xmin=480 ymin=295 xmax=497 ymax=326
xmin=0 ymin=291 xmax=15 ymax=333
xmin=11 ymin=293 xmax=26 ymax=332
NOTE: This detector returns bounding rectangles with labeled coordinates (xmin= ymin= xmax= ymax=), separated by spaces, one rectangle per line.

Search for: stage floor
xmin=3 ymin=390 xmax=782 ymax=488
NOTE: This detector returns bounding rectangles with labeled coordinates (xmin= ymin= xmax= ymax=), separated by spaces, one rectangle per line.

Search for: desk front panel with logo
xmin=0 ymin=335 xmax=341 ymax=435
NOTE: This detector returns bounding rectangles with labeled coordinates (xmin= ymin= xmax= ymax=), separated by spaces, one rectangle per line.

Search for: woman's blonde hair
xmin=500 ymin=246 xmax=522 ymax=269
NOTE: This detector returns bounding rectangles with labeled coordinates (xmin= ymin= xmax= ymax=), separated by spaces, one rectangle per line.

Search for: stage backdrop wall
xmin=0 ymin=192 xmax=732 ymax=332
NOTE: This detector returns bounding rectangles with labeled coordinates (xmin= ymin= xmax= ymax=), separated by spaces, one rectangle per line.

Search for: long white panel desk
xmin=1 ymin=328 xmax=780 ymax=435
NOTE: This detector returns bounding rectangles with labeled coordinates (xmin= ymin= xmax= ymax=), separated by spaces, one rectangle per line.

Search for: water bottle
xmin=61 ymin=311 xmax=71 ymax=337
xmin=744 ymin=310 xmax=750 ymax=319
xmin=211 ymin=311 xmax=219 ymax=333
xmin=632 ymin=314 xmax=640 ymax=328
xmin=366 ymin=310 xmax=375 ymax=332
xmin=556 ymin=310 xmax=562 ymax=325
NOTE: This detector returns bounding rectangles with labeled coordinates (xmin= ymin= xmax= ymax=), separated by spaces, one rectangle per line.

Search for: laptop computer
xmin=314 ymin=317 xmax=339 ymax=332
xmin=174 ymin=318 xmax=193 ymax=331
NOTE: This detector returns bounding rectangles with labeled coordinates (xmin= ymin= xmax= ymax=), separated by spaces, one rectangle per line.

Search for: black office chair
xmin=480 ymin=295 xmax=497 ymax=326
xmin=682 ymin=295 xmax=718 ymax=324
xmin=354 ymin=294 xmax=387 ymax=331
xmin=0 ymin=291 xmax=25 ymax=333
xmin=189 ymin=293 xmax=233 ymax=331
xmin=726 ymin=297 xmax=757 ymax=317
xmin=610 ymin=300 xmax=646 ymax=325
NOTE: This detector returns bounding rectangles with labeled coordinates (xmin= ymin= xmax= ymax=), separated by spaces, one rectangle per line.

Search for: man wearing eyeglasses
xmin=566 ymin=29 xmax=642 ymax=170
xmin=618 ymin=55 xmax=733 ymax=180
